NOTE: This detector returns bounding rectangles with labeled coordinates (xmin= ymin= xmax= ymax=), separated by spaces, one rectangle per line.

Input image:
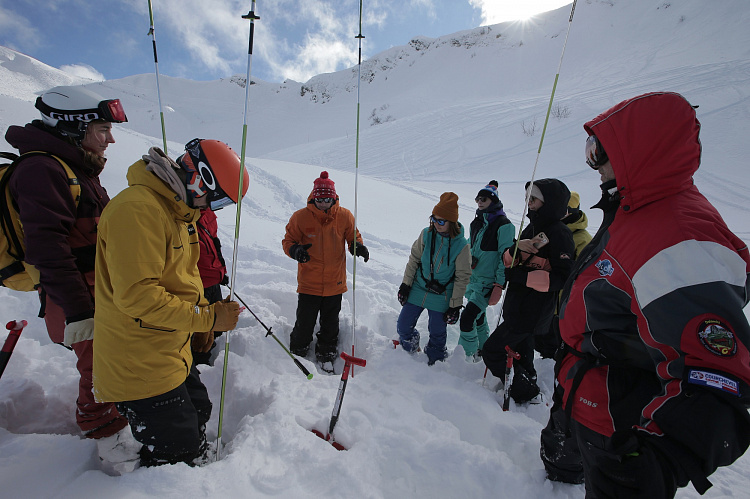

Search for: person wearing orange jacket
xmin=282 ymin=171 xmax=368 ymax=365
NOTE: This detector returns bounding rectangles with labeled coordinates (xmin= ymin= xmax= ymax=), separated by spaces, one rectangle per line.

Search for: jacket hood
xmin=5 ymin=122 xmax=85 ymax=170
xmin=525 ymin=178 xmax=571 ymax=224
xmin=584 ymin=92 xmax=700 ymax=213
xmin=126 ymin=160 xmax=198 ymax=223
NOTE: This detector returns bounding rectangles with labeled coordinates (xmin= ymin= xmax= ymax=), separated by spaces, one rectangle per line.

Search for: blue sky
xmin=0 ymin=0 xmax=571 ymax=83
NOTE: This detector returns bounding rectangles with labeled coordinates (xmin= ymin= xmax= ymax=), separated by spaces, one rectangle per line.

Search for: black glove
xmin=220 ymin=274 xmax=229 ymax=286
xmin=290 ymin=243 xmax=312 ymax=263
xmin=397 ymin=283 xmax=411 ymax=306
xmin=353 ymin=244 xmax=369 ymax=262
xmin=504 ymin=266 xmax=527 ymax=285
xmin=443 ymin=306 xmax=462 ymax=324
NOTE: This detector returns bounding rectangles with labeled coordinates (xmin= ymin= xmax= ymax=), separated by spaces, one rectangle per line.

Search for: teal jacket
xmin=402 ymin=224 xmax=471 ymax=313
xmin=467 ymin=209 xmax=515 ymax=291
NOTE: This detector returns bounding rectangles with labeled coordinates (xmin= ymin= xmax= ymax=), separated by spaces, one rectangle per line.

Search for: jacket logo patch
xmin=560 ymin=253 xmax=571 ymax=260
xmin=187 ymin=224 xmax=196 ymax=236
xmin=596 ymin=259 xmax=614 ymax=276
xmin=688 ymin=369 xmax=739 ymax=396
xmin=697 ymin=319 xmax=737 ymax=356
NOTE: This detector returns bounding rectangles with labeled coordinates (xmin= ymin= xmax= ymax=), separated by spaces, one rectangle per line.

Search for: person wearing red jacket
xmin=193 ymin=207 xmax=228 ymax=365
xmin=282 ymin=171 xmax=368 ymax=366
xmin=542 ymin=92 xmax=750 ymax=497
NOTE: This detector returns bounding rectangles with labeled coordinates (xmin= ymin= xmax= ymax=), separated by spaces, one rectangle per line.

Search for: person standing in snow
xmin=534 ymin=190 xmax=592 ymax=359
xmin=3 ymin=85 xmax=140 ymax=469
xmin=457 ymin=181 xmax=515 ymax=360
xmin=482 ymin=179 xmax=575 ymax=404
xmin=283 ymin=171 xmax=369 ymax=367
xmin=93 ymin=139 xmax=243 ymax=468
xmin=397 ymin=192 xmax=472 ymax=365
xmin=193 ymin=206 xmax=229 ymax=366
xmin=541 ymin=92 xmax=750 ymax=496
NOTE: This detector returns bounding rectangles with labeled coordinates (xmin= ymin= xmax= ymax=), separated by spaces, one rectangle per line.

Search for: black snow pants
xmin=289 ymin=293 xmax=342 ymax=360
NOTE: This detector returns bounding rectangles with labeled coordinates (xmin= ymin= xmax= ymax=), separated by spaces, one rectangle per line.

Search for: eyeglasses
xmin=430 ymin=215 xmax=447 ymax=226
xmin=475 ymin=196 xmax=488 ymax=203
xmin=315 ymin=197 xmax=334 ymax=203
xmin=585 ymin=134 xmax=609 ymax=169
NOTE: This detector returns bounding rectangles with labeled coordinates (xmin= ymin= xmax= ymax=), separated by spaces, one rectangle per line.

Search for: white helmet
xmin=35 ymin=85 xmax=128 ymax=143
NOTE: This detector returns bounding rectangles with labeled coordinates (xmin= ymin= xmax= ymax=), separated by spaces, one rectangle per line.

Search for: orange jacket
xmin=282 ymin=193 xmax=363 ymax=297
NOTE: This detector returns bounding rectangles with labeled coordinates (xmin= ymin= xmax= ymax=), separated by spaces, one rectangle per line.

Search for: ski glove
xmin=192 ymin=330 xmax=214 ymax=353
xmin=63 ymin=317 xmax=95 ymax=347
xmin=212 ymin=298 xmax=240 ymax=332
xmin=349 ymin=244 xmax=370 ymax=262
xmin=397 ymin=283 xmax=411 ymax=306
xmin=443 ymin=306 xmax=462 ymax=325
xmin=290 ymin=243 xmax=312 ymax=263
xmin=488 ymin=284 xmax=504 ymax=306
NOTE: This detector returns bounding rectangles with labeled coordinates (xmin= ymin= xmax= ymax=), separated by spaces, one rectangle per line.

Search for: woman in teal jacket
xmin=396 ymin=192 xmax=472 ymax=365
xmin=458 ymin=181 xmax=515 ymax=358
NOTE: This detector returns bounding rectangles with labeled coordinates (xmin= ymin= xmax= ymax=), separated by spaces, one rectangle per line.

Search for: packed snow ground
xmin=1 ymin=1 xmax=750 ymax=497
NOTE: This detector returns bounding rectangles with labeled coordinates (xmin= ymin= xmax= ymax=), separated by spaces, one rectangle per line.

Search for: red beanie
xmin=432 ymin=192 xmax=459 ymax=223
xmin=313 ymin=171 xmax=336 ymax=198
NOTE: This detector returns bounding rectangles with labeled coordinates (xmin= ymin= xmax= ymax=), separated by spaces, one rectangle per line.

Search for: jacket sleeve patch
xmin=697 ymin=318 xmax=737 ymax=357
xmin=688 ymin=369 xmax=740 ymax=396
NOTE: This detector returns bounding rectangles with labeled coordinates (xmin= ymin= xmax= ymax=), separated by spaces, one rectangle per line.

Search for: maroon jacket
xmin=5 ymin=122 xmax=110 ymax=328
xmin=557 ymin=93 xmax=750 ymax=441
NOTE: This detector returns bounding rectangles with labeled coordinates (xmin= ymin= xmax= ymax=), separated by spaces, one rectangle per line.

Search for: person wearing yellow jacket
xmin=93 ymin=139 xmax=245 ymax=468
xmin=282 ymin=171 xmax=368 ymax=366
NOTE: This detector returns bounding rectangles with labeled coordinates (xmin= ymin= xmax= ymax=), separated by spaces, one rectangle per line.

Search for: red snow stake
xmin=312 ymin=351 xmax=366 ymax=450
xmin=1 ymin=320 xmax=27 ymax=379
xmin=502 ymin=345 xmax=521 ymax=412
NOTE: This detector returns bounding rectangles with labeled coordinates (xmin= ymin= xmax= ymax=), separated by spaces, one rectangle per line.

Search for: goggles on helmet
xmin=180 ymin=138 xmax=247 ymax=210
xmin=35 ymin=97 xmax=128 ymax=124
xmin=585 ymin=134 xmax=609 ymax=169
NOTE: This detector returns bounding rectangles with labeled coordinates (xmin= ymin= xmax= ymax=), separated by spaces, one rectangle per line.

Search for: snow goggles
xmin=34 ymin=97 xmax=128 ymax=124
xmin=475 ymin=196 xmax=488 ymax=203
xmin=315 ymin=197 xmax=334 ymax=203
xmin=430 ymin=215 xmax=447 ymax=226
xmin=585 ymin=134 xmax=609 ymax=169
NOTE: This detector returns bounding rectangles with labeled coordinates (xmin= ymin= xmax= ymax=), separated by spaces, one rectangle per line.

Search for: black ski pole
xmin=502 ymin=345 xmax=521 ymax=412
xmin=226 ymin=286 xmax=313 ymax=380
xmin=0 ymin=320 xmax=26 ymax=379
xmin=312 ymin=351 xmax=366 ymax=450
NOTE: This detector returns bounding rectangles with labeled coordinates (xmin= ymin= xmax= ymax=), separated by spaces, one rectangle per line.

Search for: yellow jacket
xmin=282 ymin=193 xmax=362 ymax=297
xmin=93 ymin=159 xmax=216 ymax=402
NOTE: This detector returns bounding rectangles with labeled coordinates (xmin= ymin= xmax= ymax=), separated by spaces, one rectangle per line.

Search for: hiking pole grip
xmin=1 ymin=320 xmax=27 ymax=379
xmin=294 ymin=358 xmax=313 ymax=380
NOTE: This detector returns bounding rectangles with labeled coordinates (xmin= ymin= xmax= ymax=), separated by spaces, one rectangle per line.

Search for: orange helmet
xmin=178 ymin=138 xmax=249 ymax=210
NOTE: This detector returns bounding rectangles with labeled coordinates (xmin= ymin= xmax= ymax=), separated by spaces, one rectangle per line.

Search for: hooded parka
xmin=93 ymin=159 xmax=216 ymax=402
xmin=282 ymin=192 xmax=362 ymax=297
xmin=555 ymin=92 xmax=750 ymax=491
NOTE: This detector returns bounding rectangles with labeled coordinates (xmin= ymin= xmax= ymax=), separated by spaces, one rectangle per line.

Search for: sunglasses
xmin=315 ymin=197 xmax=334 ymax=203
xmin=430 ymin=215 xmax=447 ymax=226
xmin=585 ymin=134 xmax=609 ymax=169
xmin=475 ymin=196 xmax=488 ymax=203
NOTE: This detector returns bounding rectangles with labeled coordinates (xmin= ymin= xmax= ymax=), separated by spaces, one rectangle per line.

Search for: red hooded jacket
xmin=557 ymin=92 xmax=750 ymax=439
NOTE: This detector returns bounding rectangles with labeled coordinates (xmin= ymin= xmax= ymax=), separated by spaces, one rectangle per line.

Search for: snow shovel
xmin=0 ymin=320 xmax=26 ymax=379
xmin=312 ymin=351 xmax=366 ymax=450
xmin=502 ymin=345 xmax=521 ymax=412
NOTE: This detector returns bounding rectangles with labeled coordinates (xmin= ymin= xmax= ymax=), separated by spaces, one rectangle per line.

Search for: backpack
xmin=0 ymin=151 xmax=81 ymax=291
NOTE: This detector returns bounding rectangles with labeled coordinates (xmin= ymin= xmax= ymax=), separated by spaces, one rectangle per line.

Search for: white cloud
xmin=0 ymin=5 xmax=42 ymax=52
xmin=469 ymin=0 xmax=571 ymax=24
xmin=59 ymin=63 xmax=105 ymax=81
